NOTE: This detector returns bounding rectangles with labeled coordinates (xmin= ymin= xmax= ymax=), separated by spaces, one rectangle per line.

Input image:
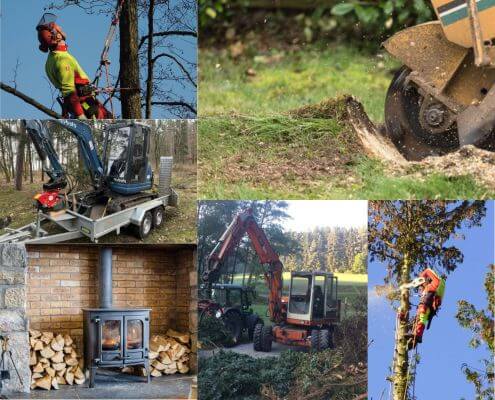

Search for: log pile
xmin=123 ymin=329 xmax=192 ymax=377
xmin=29 ymin=330 xmax=85 ymax=390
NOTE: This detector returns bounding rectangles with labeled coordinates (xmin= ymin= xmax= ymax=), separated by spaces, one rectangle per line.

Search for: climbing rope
xmin=93 ymin=0 xmax=126 ymax=118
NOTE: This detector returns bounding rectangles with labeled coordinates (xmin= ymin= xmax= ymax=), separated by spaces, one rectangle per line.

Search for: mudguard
xmin=383 ymin=22 xmax=468 ymax=92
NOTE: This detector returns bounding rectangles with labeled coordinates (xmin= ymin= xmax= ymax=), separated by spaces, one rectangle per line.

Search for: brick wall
xmin=25 ymin=245 xmax=195 ymax=354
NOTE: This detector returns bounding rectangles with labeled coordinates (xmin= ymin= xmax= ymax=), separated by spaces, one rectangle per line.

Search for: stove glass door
xmin=126 ymin=319 xmax=143 ymax=350
xmin=102 ymin=319 xmax=122 ymax=351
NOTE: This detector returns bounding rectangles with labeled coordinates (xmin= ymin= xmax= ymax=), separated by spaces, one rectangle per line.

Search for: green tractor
xmin=199 ymin=283 xmax=264 ymax=345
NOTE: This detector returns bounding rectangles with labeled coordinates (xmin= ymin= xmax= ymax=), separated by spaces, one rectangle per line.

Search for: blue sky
xmin=0 ymin=0 xmax=197 ymax=119
xmin=368 ymin=201 xmax=494 ymax=399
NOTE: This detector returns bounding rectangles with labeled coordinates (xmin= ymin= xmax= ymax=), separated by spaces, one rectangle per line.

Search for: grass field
xmin=199 ymin=44 xmax=493 ymax=199
xmin=0 ymin=164 xmax=197 ymax=244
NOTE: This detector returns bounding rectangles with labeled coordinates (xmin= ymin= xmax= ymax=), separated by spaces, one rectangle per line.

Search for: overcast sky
xmin=282 ymin=200 xmax=367 ymax=231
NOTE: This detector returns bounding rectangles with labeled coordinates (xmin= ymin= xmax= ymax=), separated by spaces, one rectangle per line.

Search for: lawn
xmin=198 ymin=44 xmax=493 ymax=199
xmin=0 ymin=164 xmax=197 ymax=244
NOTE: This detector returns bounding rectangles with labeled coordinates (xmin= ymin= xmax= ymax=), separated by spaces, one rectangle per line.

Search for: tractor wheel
xmin=223 ymin=312 xmax=243 ymax=346
xmin=310 ymin=329 xmax=320 ymax=351
xmin=318 ymin=329 xmax=332 ymax=351
xmin=152 ymin=206 xmax=165 ymax=228
xmin=253 ymin=323 xmax=264 ymax=351
xmin=137 ymin=211 xmax=153 ymax=239
xmin=385 ymin=66 xmax=460 ymax=161
xmin=248 ymin=318 xmax=263 ymax=341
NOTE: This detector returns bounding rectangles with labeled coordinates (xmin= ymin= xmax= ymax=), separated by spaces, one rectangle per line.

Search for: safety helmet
xmin=36 ymin=13 xmax=66 ymax=52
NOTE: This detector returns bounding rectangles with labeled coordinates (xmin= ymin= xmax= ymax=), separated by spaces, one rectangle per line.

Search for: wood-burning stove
xmin=83 ymin=308 xmax=151 ymax=387
xmin=82 ymin=248 xmax=151 ymax=388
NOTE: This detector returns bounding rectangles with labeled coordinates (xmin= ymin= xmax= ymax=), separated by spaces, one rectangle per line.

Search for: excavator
xmin=384 ymin=0 xmax=495 ymax=160
xmin=0 ymin=119 xmax=175 ymax=242
xmin=201 ymin=208 xmax=341 ymax=352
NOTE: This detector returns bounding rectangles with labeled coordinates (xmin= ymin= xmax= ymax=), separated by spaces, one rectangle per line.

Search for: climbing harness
xmin=93 ymin=0 xmax=126 ymax=118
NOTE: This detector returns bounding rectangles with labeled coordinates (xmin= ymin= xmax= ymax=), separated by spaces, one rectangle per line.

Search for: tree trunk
xmin=392 ymin=252 xmax=412 ymax=400
xmin=28 ymin=140 xmax=33 ymax=183
xmin=15 ymin=127 xmax=27 ymax=191
xmin=119 ymin=0 xmax=142 ymax=119
xmin=145 ymin=0 xmax=155 ymax=118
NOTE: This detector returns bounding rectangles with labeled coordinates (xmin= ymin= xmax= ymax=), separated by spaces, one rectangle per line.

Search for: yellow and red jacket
xmin=420 ymin=268 xmax=446 ymax=299
xmin=45 ymin=46 xmax=90 ymax=97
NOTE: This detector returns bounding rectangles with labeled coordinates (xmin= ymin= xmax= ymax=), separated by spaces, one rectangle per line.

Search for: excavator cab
xmin=104 ymin=123 xmax=153 ymax=195
xmin=287 ymin=271 xmax=340 ymax=323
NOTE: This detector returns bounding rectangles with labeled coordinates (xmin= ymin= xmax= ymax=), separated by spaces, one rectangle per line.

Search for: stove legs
xmin=89 ymin=366 xmax=97 ymax=388
xmin=145 ymin=359 xmax=151 ymax=383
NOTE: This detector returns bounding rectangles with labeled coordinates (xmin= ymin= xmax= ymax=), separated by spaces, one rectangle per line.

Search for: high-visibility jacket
xmin=420 ymin=268 xmax=446 ymax=299
xmin=45 ymin=48 xmax=90 ymax=96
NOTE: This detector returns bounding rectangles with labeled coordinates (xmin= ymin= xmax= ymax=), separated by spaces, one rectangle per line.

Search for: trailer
xmin=0 ymin=157 xmax=179 ymax=244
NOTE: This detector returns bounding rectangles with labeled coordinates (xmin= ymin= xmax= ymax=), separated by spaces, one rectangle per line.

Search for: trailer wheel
xmin=152 ymin=206 xmax=165 ymax=228
xmin=137 ymin=211 xmax=153 ymax=239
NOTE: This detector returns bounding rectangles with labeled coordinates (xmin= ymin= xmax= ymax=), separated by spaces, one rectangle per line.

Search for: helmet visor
xmin=36 ymin=13 xmax=57 ymax=29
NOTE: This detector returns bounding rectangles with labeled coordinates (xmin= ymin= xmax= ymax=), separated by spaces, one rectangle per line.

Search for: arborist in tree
xmin=405 ymin=268 xmax=446 ymax=350
xmin=36 ymin=13 xmax=113 ymax=119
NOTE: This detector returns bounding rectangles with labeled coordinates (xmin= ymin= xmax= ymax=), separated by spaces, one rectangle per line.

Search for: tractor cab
xmin=211 ymin=283 xmax=255 ymax=311
xmin=287 ymin=271 xmax=340 ymax=324
xmin=104 ymin=123 xmax=153 ymax=195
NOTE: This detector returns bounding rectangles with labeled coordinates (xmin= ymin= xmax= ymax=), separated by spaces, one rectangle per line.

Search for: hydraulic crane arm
xmin=202 ymin=208 xmax=284 ymax=323
xmin=25 ymin=120 xmax=105 ymax=191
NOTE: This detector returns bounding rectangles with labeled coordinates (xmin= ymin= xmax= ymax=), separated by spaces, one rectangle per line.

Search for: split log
xmin=51 ymin=377 xmax=59 ymax=390
xmin=34 ymin=375 xmax=52 ymax=390
xmin=45 ymin=367 xmax=55 ymax=378
xmin=150 ymin=369 xmax=162 ymax=377
xmin=40 ymin=346 xmax=55 ymax=359
xmin=51 ymin=351 xmax=64 ymax=363
xmin=51 ymin=335 xmax=65 ymax=352
xmin=166 ymin=329 xmax=190 ymax=344
xmin=65 ymin=370 xmax=74 ymax=385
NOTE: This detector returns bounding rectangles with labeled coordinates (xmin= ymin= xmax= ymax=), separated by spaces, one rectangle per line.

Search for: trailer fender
xmin=384 ymin=21 xmax=468 ymax=92
xmin=129 ymin=200 xmax=163 ymax=226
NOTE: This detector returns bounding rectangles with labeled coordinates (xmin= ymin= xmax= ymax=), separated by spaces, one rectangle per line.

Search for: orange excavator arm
xmin=202 ymin=208 xmax=284 ymax=323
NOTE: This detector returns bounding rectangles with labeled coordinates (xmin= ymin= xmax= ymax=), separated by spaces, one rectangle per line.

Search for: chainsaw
xmin=400 ymin=277 xmax=426 ymax=290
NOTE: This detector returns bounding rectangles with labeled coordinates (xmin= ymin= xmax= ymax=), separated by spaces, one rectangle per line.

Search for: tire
xmin=253 ymin=323 xmax=264 ymax=351
xmin=260 ymin=325 xmax=273 ymax=352
xmin=319 ymin=329 xmax=331 ymax=350
xmin=310 ymin=329 xmax=320 ymax=351
xmin=385 ymin=66 xmax=459 ymax=160
xmin=137 ymin=211 xmax=153 ymax=239
xmin=248 ymin=318 xmax=265 ymax=341
xmin=223 ymin=312 xmax=243 ymax=345
xmin=152 ymin=206 xmax=165 ymax=228
xmin=253 ymin=323 xmax=272 ymax=352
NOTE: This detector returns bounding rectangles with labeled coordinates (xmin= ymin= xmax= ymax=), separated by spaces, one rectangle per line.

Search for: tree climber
xmin=36 ymin=13 xmax=112 ymax=119
xmin=406 ymin=268 xmax=446 ymax=350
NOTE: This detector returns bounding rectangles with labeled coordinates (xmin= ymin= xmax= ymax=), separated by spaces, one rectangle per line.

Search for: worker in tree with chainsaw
xmin=36 ymin=13 xmax=112 ymax=119
xmin=407 ymin=268 xmax=446 ymax=350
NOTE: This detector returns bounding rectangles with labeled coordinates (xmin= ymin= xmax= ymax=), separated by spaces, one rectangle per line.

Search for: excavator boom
xmin=202 ymin=209 xmax=284 ymax=323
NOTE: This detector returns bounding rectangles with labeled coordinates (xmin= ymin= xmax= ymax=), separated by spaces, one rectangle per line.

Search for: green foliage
xmin=199 ymin=348 xmax=366 ymax=400
xmin=456 ymin=265 xmax=494 ymax=400
xmin=351 ymin=252 xmax=367 ymax=274
xmin=198 ymin=313 xmax=235 ymax=348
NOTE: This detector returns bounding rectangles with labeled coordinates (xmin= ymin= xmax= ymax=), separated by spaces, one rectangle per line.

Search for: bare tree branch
xmin=145 ymin=0 xmax=155 ymax=118
xmin=1 ymin=82 xmax=62 ymax=119
xmin=138 ymin=30 xmax=197 ymax=50
xmin=151 ymin=101 xmax=196 ymax=114
xmin=152 ymin=52 xmax=197 ymax=88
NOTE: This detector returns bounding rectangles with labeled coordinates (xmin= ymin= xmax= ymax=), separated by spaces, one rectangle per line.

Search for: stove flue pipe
xmin=99 ymin=247 xmax=113 ymax=309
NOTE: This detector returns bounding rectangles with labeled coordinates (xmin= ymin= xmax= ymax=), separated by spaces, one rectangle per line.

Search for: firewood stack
xmin=29 ymin=330 xmax=86 ymax=390
xmin=149 ymin=329 xmax=191 ymax=376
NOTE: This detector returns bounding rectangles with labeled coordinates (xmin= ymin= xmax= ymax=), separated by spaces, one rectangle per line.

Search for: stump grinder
xmin=384 ymin=0 xmax=495 ymax=160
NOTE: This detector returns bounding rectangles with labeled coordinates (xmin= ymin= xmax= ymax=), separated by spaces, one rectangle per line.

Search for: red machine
xmin=202 ymin=209 xmax=341 ymax=352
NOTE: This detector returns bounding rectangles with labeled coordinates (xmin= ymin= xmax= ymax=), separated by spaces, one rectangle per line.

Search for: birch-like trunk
xmin=393 ymin=252 xmax=411 ymax=400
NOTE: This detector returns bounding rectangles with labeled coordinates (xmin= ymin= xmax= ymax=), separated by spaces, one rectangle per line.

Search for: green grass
xmin=200 ymin=45 xmax=396 ymax=122
xmin=198 ymin=116 xmax=494 ymax=199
